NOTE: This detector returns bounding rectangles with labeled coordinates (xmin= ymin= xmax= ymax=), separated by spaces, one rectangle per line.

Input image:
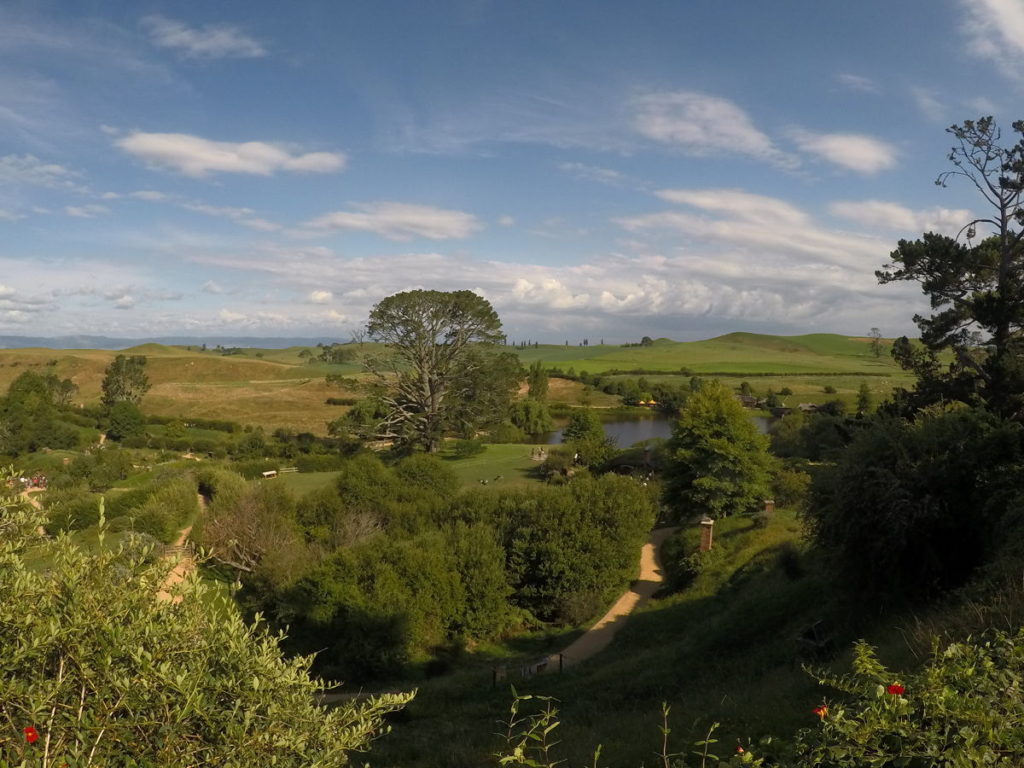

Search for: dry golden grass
xmin=0 ymin=348 xmax=357 ymax=435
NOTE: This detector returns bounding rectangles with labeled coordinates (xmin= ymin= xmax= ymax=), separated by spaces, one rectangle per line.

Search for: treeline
xmin=194 ymin=452 xmax=655 ymax=681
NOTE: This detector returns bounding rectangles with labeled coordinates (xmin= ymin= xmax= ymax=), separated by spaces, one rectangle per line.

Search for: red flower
xmin=735 ymin=745 xmax=745 ymax=753
xmin=813 ymin=705 xmax=828 ymax=720
xmin=886 ymin=683 xmax=905 ymax=696
xmin=23 ymin=726 xmax=39 ymax=744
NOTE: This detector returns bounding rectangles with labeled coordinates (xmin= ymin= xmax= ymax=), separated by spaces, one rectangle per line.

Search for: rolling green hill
xmin=513 ymin=333 xmax=903 ymax=375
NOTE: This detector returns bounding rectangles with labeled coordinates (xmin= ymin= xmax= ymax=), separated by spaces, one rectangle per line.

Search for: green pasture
xmin=441 ymin=442 xmax=545 ymax=489
xmin=514 ymin=333 xmax=903 ymax=375
xmin=277 ymin=470 xmax=343 ymax=495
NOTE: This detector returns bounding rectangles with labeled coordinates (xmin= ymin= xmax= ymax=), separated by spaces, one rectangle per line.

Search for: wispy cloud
xmin=181 ymin=202 xmax=280 ymax=231
xmin=0 ymin=155 xmax=83 ymax=190
xmin=791 ymin=130 xmax=898 ymax=174
xmin=836 ymin=73 xmax=880 ymax=94
xmin=960 ymin=0 xmax=1024 ymax=80
xmin=141 ymin=15 xmax=267 ymax=59
xmin=303 ymin=202 xmax=481 ymax=241
xmin=633 ymin=91 xmax=798 ymax=168
xmin=64 ymin=204 xmax=109 ymax=218
xmin=911 ymin=87 xmax=945 ymax=122
xmin=829 ymin=200 xmax=973 ymax=236
xmin=115 ymin=132 xmax=346 ymax=177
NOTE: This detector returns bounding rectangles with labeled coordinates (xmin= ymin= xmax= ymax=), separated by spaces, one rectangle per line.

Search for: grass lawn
xmin=441 ymin=443 xmax=544 ymax=489
xmin=277 ymin=470 xmax=343 ymax=496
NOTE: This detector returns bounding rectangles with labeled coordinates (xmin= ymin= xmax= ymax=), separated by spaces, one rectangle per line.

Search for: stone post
xmin=699 ymin=516 xmax=715 ymax=552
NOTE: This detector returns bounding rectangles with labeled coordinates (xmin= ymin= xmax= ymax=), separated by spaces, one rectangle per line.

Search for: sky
xmin=0 ymin=0 xmax=1021 ymax=343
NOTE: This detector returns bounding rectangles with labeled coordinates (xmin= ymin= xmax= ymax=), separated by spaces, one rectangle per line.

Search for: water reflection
xmin=546 ymin=412 xmax=773 ymax=446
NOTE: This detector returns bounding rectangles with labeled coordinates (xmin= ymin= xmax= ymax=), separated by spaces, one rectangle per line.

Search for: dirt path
xmin=156 ymin=493 xmax=205 ymax=604
xmin=545 ymin=526 xmax=677 ymax=670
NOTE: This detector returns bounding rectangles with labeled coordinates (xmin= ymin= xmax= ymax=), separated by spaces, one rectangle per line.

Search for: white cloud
xmin=836 ymin=73 xmax=879 ymax=94
xmin=0 ymin=209 xmax=25 ymax=222
xmin=130 ymin=189 xmax=168 ymax=201
xmin=966 ymin=96 xmax=999 ymax=115
xmin=201 ymin=280 xmax=225 ymax=295
xmin=633 ymin=91 xmax=797 ymax=168
xmin=912 ymin=87 xmax=945 ymax=122
xmin=559 ymin=162 xmax=625 ymax=185
xmin=791 ymin=130 xmax=898 ymax=174
xmin=64 ymin=204 xmax=109 ymax=218
xmin=0 ymin=155 xmax=82 ymax=189
xmin=960 ymin=0 xmax=1024 ymax=80
xmin=141 ymin=15 xmax=266 ymax=59
xmin=498 ymin=215 xmax=515 ymax=227
xmin=616 ymin=187 xmax=889 ymax=271
xmin=113 ymin=294 xmax=135 ymax=310
xmin=183 ymin=202 xmax=280 ymax=231
xmin=310 ymin=290 xmax=333 ymax=304
xmin=218 ymin=308 xmax=247 ymax=323
xmin=655 ymin=189 xmax=810 ymax=227
xmin=829 ymin=200 xmax=973 ymax=236
xmin=303 ymin=202 xmax=481 ymax=241
xmin=115 ymin=132 xmax=346 ymax=177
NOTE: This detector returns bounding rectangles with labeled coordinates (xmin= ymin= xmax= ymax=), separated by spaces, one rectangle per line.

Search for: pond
xmin=545 ymin=412 xmax=774 ymax=447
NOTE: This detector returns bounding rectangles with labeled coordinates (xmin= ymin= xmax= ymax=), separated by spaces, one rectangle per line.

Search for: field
xmin=516 ymin=333 xmax=907 ymax=375
xmin=0 ymin=332 xmax=914 ymax=434
xmin=440 ymin=443 xmax=544 ymax=488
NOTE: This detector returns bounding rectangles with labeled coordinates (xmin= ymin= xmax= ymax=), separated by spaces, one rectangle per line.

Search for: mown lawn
xmin=441 ymin=443 xmax=544 ymax=489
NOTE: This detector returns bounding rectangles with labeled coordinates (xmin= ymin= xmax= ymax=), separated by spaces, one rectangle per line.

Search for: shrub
xmin=296 ymin=453 xmax=348 ymax=472
xmin=0 ymin=484 xmax=411 ymax=765
xmin=453 ymin=438 xmax=486 ymax=458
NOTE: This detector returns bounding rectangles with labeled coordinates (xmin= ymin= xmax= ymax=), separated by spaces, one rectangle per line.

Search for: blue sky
xmin=0 ymin=0 xmax=1021 ymax=341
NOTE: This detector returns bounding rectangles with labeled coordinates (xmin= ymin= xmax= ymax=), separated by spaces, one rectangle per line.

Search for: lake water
xmin=546 ymin=412 xmax=773 ymax=447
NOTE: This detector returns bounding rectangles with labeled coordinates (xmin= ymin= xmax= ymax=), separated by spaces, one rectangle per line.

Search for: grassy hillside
xmin=0 ymin=346 xmax=361 ymax=435
xmin=0 ymin=332 xmax=912 ymax=433
xmin=516 ymin=333 xmax=904 ymax=375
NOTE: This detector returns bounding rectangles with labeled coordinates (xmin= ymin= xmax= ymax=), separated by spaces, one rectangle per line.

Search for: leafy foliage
xmin=364 ymin=289 xmax=509 ymax=452
xmin=100 ymin=355 xmax=151 ymax=407
xmin=878 ymin=118 xmax=1024 ymax=418
xmin=795 ymin=632 xmax=1024 ymax=766
xmin=663 ymin=381 xmax=772 ymax=519
xmin=0 ymin=477 xmax=411 ymax=766
xmin=806 ymin=407 xmax=1023 ymax=600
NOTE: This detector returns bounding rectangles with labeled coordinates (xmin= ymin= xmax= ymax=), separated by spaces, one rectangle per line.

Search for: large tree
xmin=662 ymin=380 xmax=772 ymax=519
xmin=100 ymin=354 xmax=151 ymax=407
xmin=878 ymin=117 xmax=1024 ymax=418
xmin=364 ymin=290 xmax=509 ymax=452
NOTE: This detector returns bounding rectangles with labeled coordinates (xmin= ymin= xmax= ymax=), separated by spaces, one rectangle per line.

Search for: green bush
xmin=296 ymin=453 xmax=348 ymax=472
xmin=129 ymin=477 xmax=198 ymax=543
xmin=795 ymin=632 xmax=1024 ymax=766
xmin=453 ymin=438 xmax=486 ymax=458
xmin=0 ymin=482 xmax=411 ymax=765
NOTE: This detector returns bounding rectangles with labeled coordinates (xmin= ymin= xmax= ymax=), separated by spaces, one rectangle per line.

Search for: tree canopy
xmin=878 ymin=117 xmax=1024 ymax=418
xmin=662 ymin=380 xmax=772 ymax=519
xmin=100 ymin=354 xmax=151 ymax=407
xmin=364 ymin=290 xmax=513 ymax=452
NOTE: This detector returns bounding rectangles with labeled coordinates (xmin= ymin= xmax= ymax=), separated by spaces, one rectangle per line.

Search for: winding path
xmin=156 ymin=494 xmax=205 ymax=604
xmin=542 ymin=526 xmax=676 ymax=671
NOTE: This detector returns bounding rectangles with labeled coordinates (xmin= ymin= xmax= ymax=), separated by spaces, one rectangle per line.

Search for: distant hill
xmin=0 ymin=335 xmax=344 ymax=351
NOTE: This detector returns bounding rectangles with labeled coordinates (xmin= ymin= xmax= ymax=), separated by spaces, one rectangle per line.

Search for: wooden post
xmin=763 ymin=499 xmax=775 ymax=515
xmin=559 ymin=653 xmax=564 ymax=673
xmin=699 ymin=517 xmax=715 ymax=552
